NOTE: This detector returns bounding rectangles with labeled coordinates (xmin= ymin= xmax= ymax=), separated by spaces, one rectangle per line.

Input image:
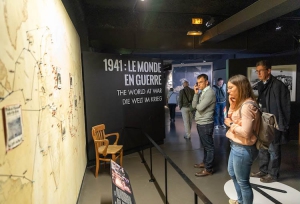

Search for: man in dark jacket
xmin=178 ymin=80 xmax=194 ymax=139
xmin=250 ymin=60 xmax=291 ymax=183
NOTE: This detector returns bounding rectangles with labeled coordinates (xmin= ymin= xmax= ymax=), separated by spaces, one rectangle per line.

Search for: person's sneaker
xmin=195 ymin=169 xmax=213 ymax=177
xmin=221 ymin=125 xmax=226 ymax=128
xmin=184 ymin=135 xmax=191 ymax=139
xmin=260 ymin=174 xmax=277 ymax=183
xmin=229 ymin=199 xmax=239 ymax=204
xmin=250 ymin=171 xmax=267 ymax=178
xmin=214 ymin=126 xmax=219 ymax=129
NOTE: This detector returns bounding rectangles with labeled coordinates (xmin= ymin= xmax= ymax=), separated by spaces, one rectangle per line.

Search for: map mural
xmin=0 ymin=0 xmax=86 ymax=204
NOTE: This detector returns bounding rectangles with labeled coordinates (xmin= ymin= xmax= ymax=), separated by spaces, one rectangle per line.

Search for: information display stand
xmin=111 ymin=160 xmax=136 ymax=204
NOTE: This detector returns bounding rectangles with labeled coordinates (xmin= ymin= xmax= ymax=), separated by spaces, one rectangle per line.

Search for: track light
xmin=206 ymin=17 xmax=215 ymax=27
xmin=275 ymin=22 xmax=282 ymax=31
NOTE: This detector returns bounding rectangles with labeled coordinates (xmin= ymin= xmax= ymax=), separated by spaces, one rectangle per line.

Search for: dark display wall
xmin=227 ymin=54 xmax=300 ymax=140
xmin=82 ymin=52 xmax=165 ymax=163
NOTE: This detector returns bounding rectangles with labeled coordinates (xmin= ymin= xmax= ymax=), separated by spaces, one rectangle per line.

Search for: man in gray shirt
xmin=192 ymin=74 xmax=216 ymax=177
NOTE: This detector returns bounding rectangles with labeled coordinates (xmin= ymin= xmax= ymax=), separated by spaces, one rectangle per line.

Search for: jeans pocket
xmin=251 ymin=148 xmax=259 ymax=161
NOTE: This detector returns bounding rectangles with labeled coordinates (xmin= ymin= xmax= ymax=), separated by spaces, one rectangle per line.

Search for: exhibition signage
xmin=82 ymin=52 xmax=165 ymax=162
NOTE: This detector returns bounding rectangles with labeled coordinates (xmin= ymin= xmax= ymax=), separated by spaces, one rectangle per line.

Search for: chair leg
xmin=112 ymin=154 xmax=116 ymax=163
xmin=120 ymin=149 xmax=123 ymax=166
xmin=95 ymin=159 xmax=99 ymax=178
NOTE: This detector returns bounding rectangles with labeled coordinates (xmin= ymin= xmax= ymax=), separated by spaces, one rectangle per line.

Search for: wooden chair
xmin=92 ymin=124 xmax=123 ymax=177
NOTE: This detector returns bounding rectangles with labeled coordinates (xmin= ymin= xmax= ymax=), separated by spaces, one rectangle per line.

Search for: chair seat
xmin=98 ymin=145 xmax=123 ymax=154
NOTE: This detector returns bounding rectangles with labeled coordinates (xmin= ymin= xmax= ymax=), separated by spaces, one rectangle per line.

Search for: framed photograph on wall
xmin=247 ymin=64 xmax=297 ymax=101
xmin=57 ymin=67 xmax=62 ymax=89
xmin=61 ymin=120 xmax=66 ymax=140
xmin=3 ymin=104 xmax=23 ymax=151
xmin=172 ymin=62 xmax=213 ymax=93
xmin=70 ymin=74 xmax=73 ymax=89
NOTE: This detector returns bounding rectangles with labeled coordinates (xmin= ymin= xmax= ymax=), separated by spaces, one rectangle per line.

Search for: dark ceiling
xmin=64 ymin=0 xmax=300 ymax=61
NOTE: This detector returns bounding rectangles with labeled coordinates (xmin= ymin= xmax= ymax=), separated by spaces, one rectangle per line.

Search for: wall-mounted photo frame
xmin=61 ymin=120 xmax=66 ymax=141
xmin=247 ymin=64 xmax=297 ymax=101
xmin=74 ymin=94 xmax=77 ymax=109
xmin=3 ymin=104 xmax=23 ymax=151
xmin=57 ymin=67 xmax=62 ymax=89
xmin=70 ymin=74 xmax=73 ymax=89
xmin=172 ymin=62 xmax=213 ymax=93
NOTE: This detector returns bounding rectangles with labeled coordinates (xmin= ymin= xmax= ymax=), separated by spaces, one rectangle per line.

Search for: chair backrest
xmin=92 ymin=124 xmax=106 ymax=141
xmin=92 ymin=124 xmax=108 ymax=154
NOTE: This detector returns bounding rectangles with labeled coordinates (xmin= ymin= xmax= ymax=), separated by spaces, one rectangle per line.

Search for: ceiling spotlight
xmin=187 ymin=31 xmax=203 ymax=36
xmin=206 ymin=17 xmax=215 ymax=28
xmin=275 ymin=22 xmax=282 ymax=31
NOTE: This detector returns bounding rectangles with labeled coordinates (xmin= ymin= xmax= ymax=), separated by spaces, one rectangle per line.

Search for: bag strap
xmin=238 ymin=100 xmax=262 ymax=142
xmin=238 ymin=101 xmax=261 ymax=118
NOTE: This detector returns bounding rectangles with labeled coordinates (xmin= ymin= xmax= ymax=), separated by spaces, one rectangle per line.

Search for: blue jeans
xmin=196 ymin=123 xmax=214 ymax=171
xmin=214 ymin=102 xmax=226 ymax=126
xmin=228 ymin=141 xmax=258 ymax=204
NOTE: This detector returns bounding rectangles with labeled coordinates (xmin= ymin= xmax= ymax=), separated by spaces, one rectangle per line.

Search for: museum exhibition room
xmin=0 ymin=0 xmax=300 ymax=203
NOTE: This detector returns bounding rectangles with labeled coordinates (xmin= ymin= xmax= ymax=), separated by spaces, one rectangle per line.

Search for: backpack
xmin=239 ymin=101 xmax=279 ymax=149
xmin=213 ymin=85 xmax=226 ymax=102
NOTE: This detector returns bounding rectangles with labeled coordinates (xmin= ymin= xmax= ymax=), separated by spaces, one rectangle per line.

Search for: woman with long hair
xmin=224 ymin=75 xmax=260 ymax=204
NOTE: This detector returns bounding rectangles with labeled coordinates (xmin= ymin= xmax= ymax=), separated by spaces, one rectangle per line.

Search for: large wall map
xmin=0 ymin=0 xmax=86 ymax=204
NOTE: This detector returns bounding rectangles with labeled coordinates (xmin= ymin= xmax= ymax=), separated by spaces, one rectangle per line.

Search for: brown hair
xmin=228 ymin=75 xmax=255 ymax=111
xmin=256 ymin=60 xmax=271 ymax=69
xmin=197 ymin=74 xmax=208 ymax=81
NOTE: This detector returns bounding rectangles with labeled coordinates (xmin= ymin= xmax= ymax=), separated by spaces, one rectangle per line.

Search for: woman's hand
xmin=224 ymin=117 xmax=233 ymax=127
xmin=228 ymin=96 xmax=236 ymax=109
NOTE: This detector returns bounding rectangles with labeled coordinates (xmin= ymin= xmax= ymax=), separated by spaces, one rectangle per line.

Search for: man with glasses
xmin=192 ymin=74 xmax=216 ymax=176
xmin=250 ymin=60 xmax=291 ymax=183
